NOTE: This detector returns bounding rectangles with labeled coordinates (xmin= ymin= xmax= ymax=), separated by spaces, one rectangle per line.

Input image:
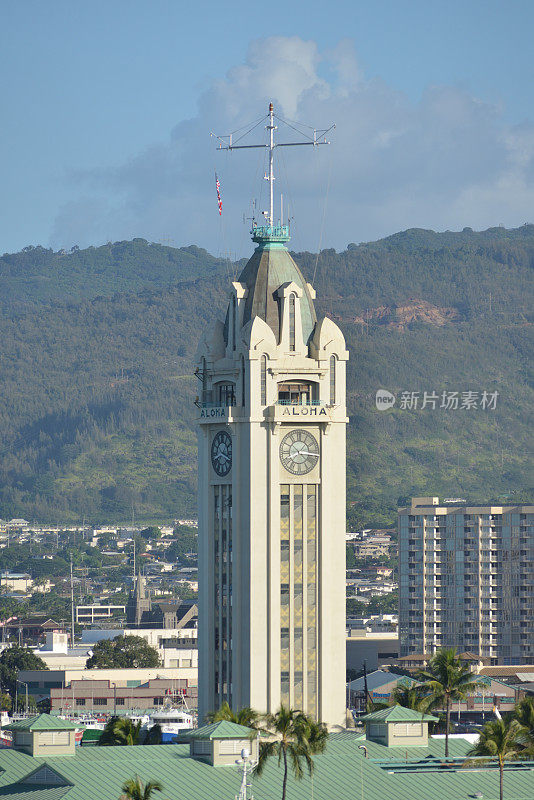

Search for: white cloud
xmin=51 ymin=36 xmax=534 ymax=254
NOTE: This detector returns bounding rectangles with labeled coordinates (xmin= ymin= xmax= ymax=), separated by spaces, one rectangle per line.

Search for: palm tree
xmin=467 ymin=717 xmax=526 ymax=800
xmin=391 ymin=683 xmax=432 ymax=714
xmin=205 ymin=701 xmax=260 ymax=728
xmin=513 ymin=695 xmax=534 ymax=752
xmin=254 ymin=706 xmax=328 ymax=800
xmin=143 ymin=723 xmax=162 ymax=745
xmin=99 ymin=717 xmax=142 ymax=746
xmin=120 ymin=775 xmax=163 ymax=800
xmin=417 ymin=648 xmax=485 ymax=756
xmin=99 ymin=717 xmax=163 ymax=746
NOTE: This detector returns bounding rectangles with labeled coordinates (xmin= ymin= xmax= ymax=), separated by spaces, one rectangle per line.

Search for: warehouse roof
xmin=0 ymin=732 xmax=534 ymax=799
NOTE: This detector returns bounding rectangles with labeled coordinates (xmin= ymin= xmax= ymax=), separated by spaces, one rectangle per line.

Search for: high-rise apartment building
xmin=195 ymin=221 xmax=348 ymax=725
xmin=399 ymin=497 xmax=534 ymax=664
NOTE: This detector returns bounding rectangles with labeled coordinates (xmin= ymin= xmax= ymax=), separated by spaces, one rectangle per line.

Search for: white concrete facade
xmin=197 ymin=234 xmax=348 ymax=726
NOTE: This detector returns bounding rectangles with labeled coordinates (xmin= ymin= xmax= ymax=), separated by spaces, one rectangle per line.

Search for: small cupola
xmin=6 ymin=713 xmax=79 ymax=757
xmin=186 ymin=721 xmax=259 ymax=766
xmin=360 ymin=705 xmax=438 ymax=747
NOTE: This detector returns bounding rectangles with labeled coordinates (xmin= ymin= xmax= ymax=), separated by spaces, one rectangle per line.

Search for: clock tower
xmin=196 ymin=106 xmax=348 ymax=727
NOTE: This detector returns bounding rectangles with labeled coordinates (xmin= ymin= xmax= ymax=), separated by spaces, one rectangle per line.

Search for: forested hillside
xmin=0 ymin=225 xmax=532 ymax=527
xmin=0 ymin=239 xmax=231 ymax=307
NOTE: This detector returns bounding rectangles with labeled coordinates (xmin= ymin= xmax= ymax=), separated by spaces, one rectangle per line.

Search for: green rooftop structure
xmin=1 ymin=731 xmax=534 ymax=800
xmin=185 ymin=721 xmax=258 ymax=766
xmin=5 ymin=715 xmax=78 ymax=757
xmin=361 ymin=704 xmax=439 ymax=747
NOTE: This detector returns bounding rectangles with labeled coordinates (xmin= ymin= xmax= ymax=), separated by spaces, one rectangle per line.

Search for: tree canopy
xmin=86 ymin=635 xmax=160 ymax=669
xmin=0 ymin=646 xmax=49 ymax=696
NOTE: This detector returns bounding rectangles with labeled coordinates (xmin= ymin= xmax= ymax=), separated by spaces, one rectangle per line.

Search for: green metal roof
xmin=186 ymin=721 xmax=256 ymax=740
xmin=236 ymin=243 xmax=317 ymax=344
xmin=361 ymin=705 xmax=439 ymax=724
xmin=0 ymin=787 xmax=71 ymax=800
xmin=0 ymin=733 xmax=534 ymax=800
xmin=6 ymin=715 xmax=79 ymax=732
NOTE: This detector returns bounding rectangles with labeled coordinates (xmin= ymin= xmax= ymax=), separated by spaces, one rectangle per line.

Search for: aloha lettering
xmin=200 ymin=407 xmax=227 ymax=418
xmin=282 ymin=406 xmax=327 ymax=416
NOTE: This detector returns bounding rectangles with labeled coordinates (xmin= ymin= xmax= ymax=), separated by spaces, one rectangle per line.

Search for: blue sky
xmin=1 ymin=0 xmax=534 ymax=255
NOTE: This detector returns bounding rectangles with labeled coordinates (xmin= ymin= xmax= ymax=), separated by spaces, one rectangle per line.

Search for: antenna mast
xmin=212 ymin=103 xmax=334 ymax=230
xmin=268 ymin=102 xmax=275 ymax=226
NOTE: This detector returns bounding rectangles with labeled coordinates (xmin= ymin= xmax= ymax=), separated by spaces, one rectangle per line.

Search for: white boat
xmin=143 ymin=705 xmax=194 ymax=742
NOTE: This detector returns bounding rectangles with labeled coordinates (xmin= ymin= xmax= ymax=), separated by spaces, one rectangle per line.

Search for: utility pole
xmin=363 ymin=660 xmax=372 ymax=711
xmin=70 ymin=555 xmax=75 ymax=649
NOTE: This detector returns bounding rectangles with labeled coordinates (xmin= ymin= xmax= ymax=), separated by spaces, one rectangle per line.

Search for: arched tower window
xmin=330 ymin=355 xmax=336 ymax=405
xmin=231 ymin=296 xmax=237 ymax=351
xmin=261 ymin=355 xmax=267 ymax=405
xmin=289 ymin=293 xmax=296 ymax=352
xmin=241 ymin=356 xmax=246 ymax=407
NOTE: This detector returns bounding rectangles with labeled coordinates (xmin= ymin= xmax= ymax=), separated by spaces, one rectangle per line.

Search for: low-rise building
xmin=49 ymin=676 xmax=197 ymax=713
xmin=75 ymin=605 xmax=126 ymax=625
xmin=18 ymin=666 xmax=198 ymax=705
xmin=348 ymin=668 xmax=524 ymax=719
xmin=2 ymin=616 xmax=61 ymax=645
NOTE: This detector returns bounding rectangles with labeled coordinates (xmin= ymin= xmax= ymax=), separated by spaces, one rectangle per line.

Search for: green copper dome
xmin=237 ymin=237 xmax=317 ymax=344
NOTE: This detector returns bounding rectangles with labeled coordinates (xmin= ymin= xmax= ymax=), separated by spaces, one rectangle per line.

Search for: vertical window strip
xmin=330 ymin=355 xmax=336 ymax=405
xmin=280 ymin=484 xmax=290 ymax=705
xmin=293 ymin=485 xmax=303 ymax=709
xmin=261 ymin=355 xmax=267 ymax=405
xmin=306 ymin=485 xmax=317 ymax=717
xmin=226 ymin=485 xmax=232 ymax=704
xmin=214 ymin=485 xmax=222 ymax=701
xmin=241 ymin=357 xmax=246 ymax=407
xmin=289 ymin=294 xmax=296 ymax=351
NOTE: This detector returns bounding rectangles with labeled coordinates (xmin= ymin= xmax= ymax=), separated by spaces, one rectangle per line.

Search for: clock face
xmin=279 ymin=429 xmax=319 ymax=475
xmin=211 ymin=430 xmax=232 ymax=476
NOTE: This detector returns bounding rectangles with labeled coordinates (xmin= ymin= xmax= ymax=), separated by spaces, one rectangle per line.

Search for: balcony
xmin=251 ymin=224 xmax=290 ymax=244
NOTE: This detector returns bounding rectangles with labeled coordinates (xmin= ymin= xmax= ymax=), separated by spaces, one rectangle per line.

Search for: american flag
xmin=215 ymin=172 xmax=222 ymax=215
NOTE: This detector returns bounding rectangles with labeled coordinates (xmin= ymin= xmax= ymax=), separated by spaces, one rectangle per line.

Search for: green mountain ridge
xmin=0 ymin=225 xmax=532 ymax=527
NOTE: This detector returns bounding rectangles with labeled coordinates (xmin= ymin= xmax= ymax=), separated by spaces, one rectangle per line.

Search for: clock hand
xmin=291 ymin=450 xmax=318 ymax=458
xmin=217 ymin=452 xmax=230 ymax=461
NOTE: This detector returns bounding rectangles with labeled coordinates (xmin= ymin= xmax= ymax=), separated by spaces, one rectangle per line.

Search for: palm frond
xmin=254 ymin=740 xmax=278 ymax=777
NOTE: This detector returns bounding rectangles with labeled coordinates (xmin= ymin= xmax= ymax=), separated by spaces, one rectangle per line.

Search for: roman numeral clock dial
xmin=279 ymin=429 xmax=319 ymax=475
